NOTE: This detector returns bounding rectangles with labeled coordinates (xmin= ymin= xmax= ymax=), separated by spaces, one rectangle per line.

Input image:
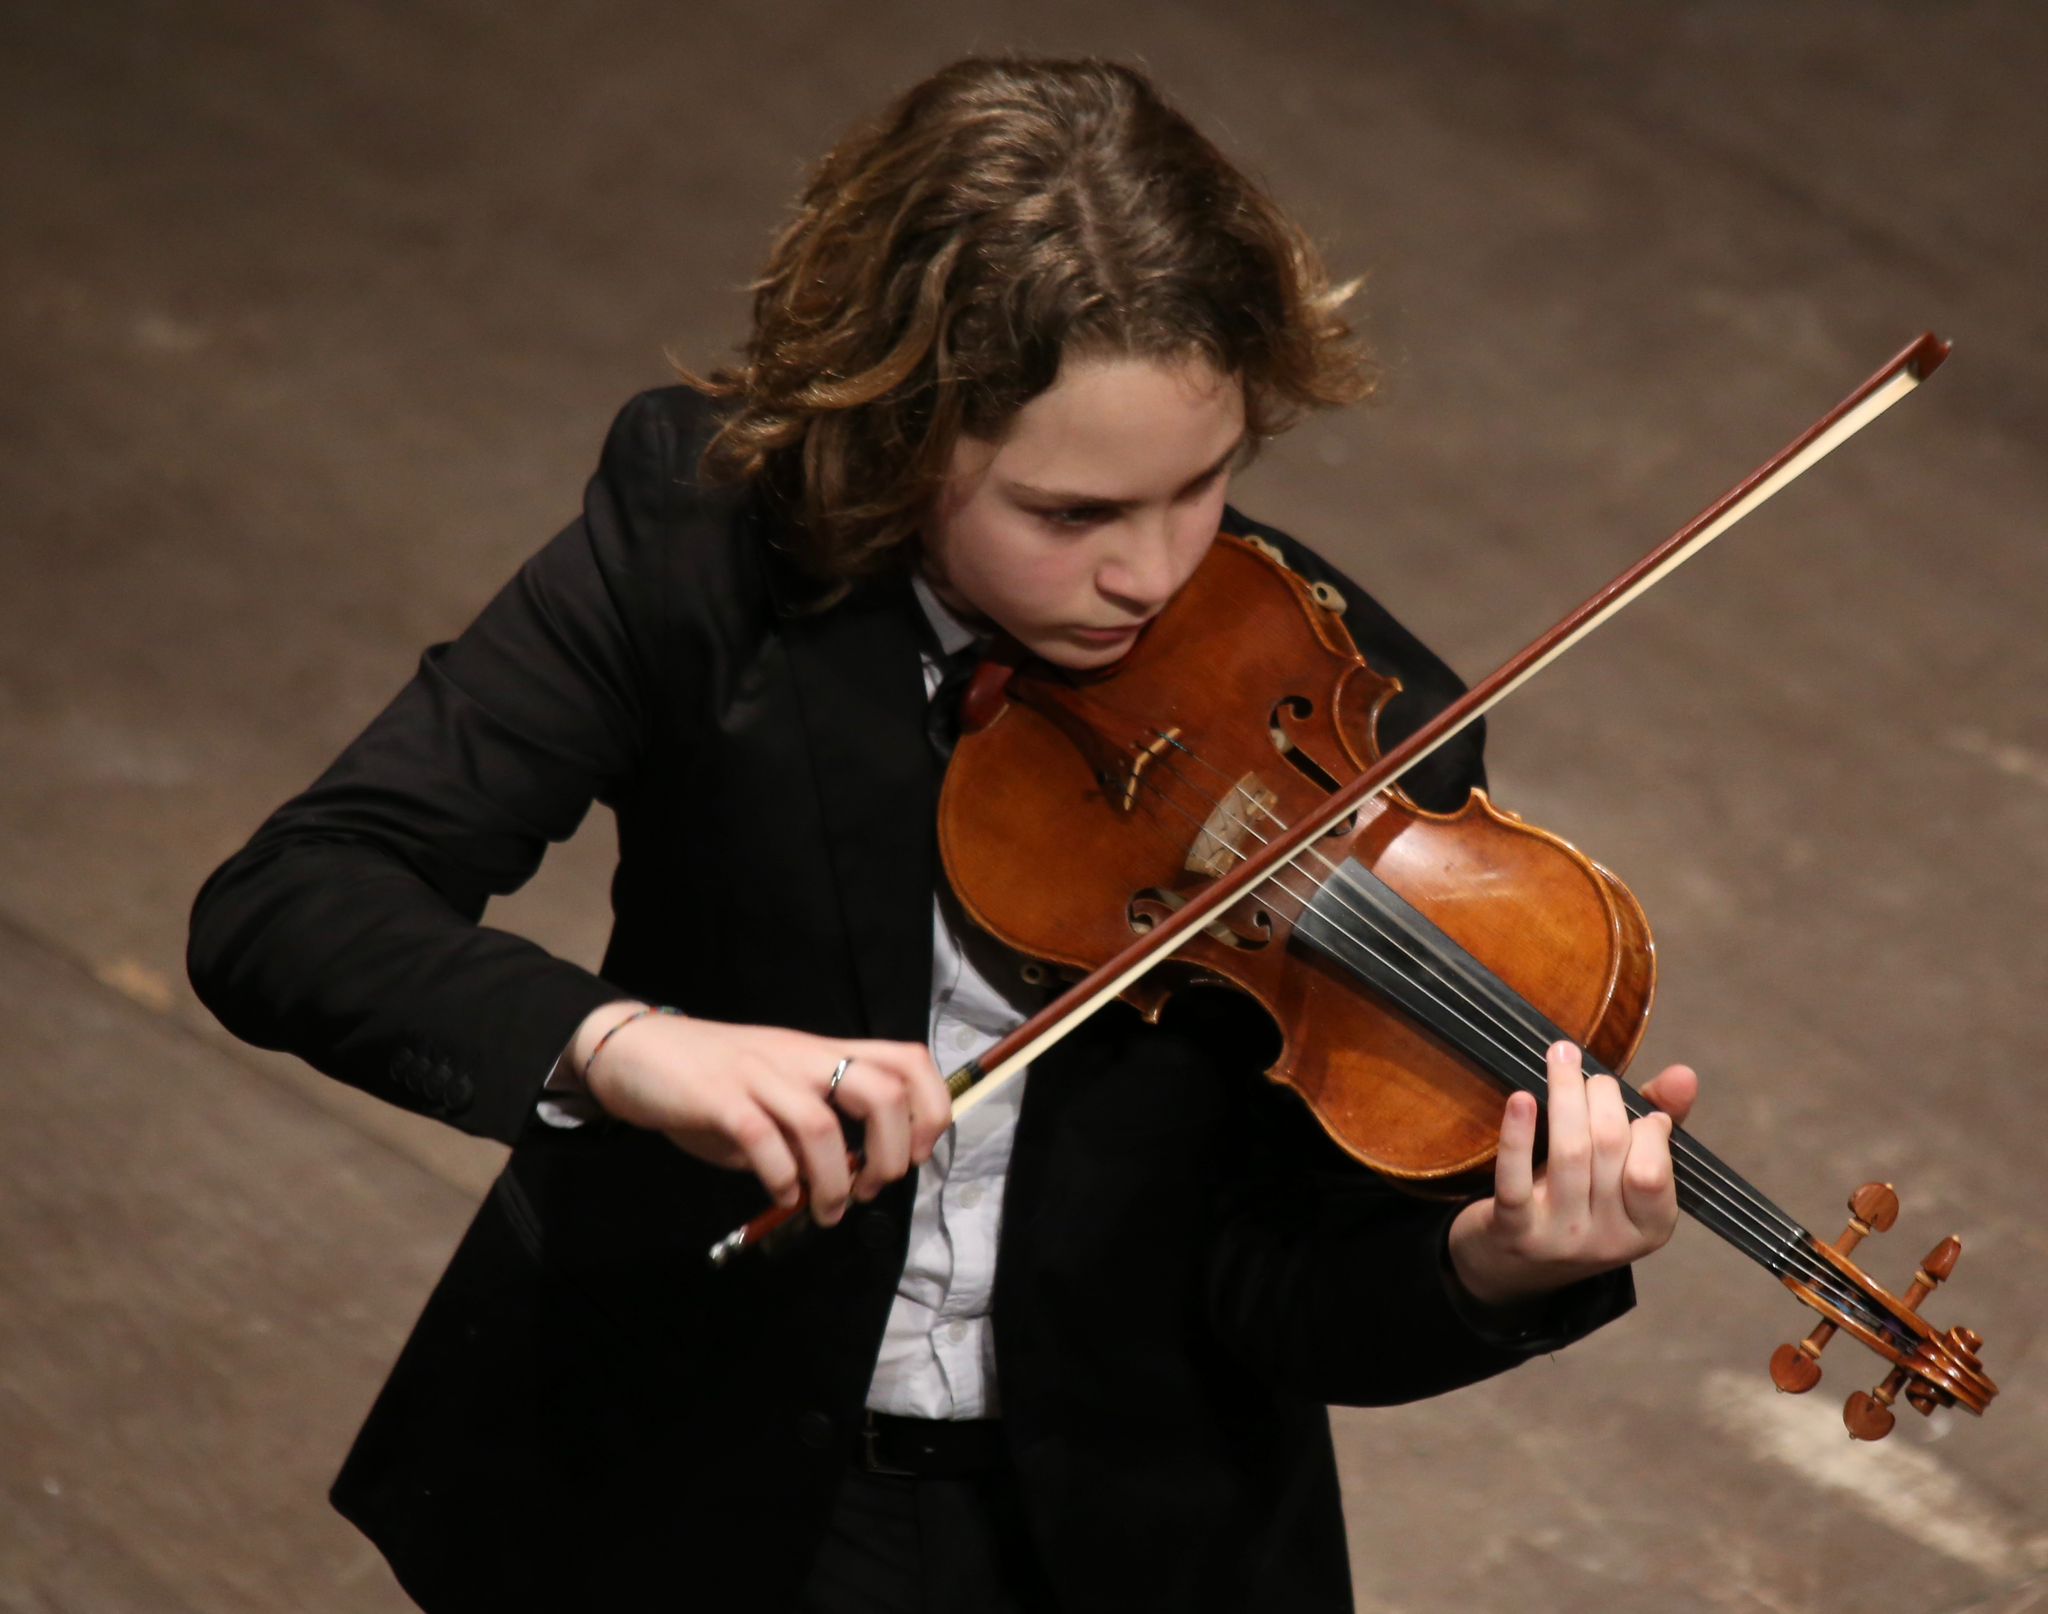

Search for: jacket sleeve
xmin=1202 ymin=507 xmax=1632 ymax=1404
xmin=1204 ymin=1079 xmax=1633 ymax=1407
xmin=186 ymin=392 xmax=697 ymax=1145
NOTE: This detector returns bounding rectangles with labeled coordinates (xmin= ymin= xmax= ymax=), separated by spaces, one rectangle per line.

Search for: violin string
xmin=1123 ymin=755 xmax=1838 ymax=1291
xmin=1133 ymin=750 xmax=1870 ymax=1293
xmin=1182 ymin=778 xmax=1845 ymax=1287
xmin=1096 ymin=730 xmax=1895 ymax=1339
xmin=1147 ymin=742 xmax=1819 ymax=1253
xmin=1021 ymin=679 xmax=1882 ymax=1329
xmin=1118 ymin=753 xmax=1896 ymax=1338
xmin=1142 ymin=758 xmax=1908 ymax=1344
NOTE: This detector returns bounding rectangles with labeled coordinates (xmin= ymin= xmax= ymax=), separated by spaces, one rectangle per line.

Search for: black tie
xmin=926 ymin=641 xmax=982 ymax=762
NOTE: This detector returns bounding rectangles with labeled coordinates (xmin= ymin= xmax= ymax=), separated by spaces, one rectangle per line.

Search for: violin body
xmin=939 ymin=532 xmax=1656 ymax=1182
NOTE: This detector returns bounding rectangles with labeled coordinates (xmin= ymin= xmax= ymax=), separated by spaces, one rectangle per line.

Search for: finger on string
xmin=1620 ymin=1109 xmax=1678 ymax=1236
xmin=1585 ymin=1071 xmax=1632 ymax=1210
xmin=753 ymin=1078 xmax=853 ymax=1224
xmin=1493 ymin=1091 xmax=1538 ymax=1220
xmin=1544 ymin=1041 xmax=1592 ymax=1214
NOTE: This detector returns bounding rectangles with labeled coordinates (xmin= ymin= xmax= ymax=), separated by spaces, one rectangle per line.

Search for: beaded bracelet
xmin=584 ymin=1002 xmax=683 ymax=1080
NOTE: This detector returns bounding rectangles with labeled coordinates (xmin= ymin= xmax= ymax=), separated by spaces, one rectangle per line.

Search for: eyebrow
xmin=1004 ymin=433 xmax=1246 ymax=508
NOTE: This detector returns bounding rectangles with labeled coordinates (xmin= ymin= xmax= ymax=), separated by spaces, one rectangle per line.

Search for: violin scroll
xmin=1769 ymin=1181 xmax=1996 ymax=1439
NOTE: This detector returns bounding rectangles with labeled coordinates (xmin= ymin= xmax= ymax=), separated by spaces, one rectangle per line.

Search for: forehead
xmin=980 ymin=355 xmax=1245 ymax=494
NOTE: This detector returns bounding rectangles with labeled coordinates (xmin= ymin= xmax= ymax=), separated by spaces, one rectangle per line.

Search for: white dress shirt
xmin=538 ymin=573 xmax=1038 ymax=1420
xmin=865 ymin=574 xmax=1043 ymax=1419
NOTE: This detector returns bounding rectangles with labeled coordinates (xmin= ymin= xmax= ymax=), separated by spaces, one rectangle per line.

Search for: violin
xmin=713 ymin=333 xmax=1999 ymax=1441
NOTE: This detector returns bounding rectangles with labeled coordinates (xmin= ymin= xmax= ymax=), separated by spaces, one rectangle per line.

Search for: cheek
xmin=1008 ymin=548 xmax=1099 ymax=627
xmin=951 ymin=512 xmax=1076 ymax=619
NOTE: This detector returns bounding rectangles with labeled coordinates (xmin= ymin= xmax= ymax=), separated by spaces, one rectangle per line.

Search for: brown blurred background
xmin=2 ymin=3 xmax=2043 ymax=1610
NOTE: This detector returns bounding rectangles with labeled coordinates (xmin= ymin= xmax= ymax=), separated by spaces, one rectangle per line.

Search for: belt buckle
xmin=860 ymin=1413 xmax=915 ymax=1478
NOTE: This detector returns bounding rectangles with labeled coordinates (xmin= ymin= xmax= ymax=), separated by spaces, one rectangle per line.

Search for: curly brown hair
xmin=677 ymin=56 xmax=1373 ymax=598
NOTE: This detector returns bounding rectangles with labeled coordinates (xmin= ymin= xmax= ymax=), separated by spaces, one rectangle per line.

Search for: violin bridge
xmin=1120 ymin=726 xmax=1185 ymax=813
xmin=1186 ymin=773 xmax=1278 ymax=877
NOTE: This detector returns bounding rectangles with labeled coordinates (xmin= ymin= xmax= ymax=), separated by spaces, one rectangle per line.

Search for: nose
xmin=1095 ymin=514 xmax=1184 ymax=616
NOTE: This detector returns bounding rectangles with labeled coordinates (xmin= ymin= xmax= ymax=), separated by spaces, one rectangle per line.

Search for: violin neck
xmin=1296 ymin=858 xmax=1820 ymax=1281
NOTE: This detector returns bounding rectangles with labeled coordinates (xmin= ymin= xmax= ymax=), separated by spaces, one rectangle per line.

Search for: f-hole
xmin=1269 ymin=696 xmax=1358 ymax=838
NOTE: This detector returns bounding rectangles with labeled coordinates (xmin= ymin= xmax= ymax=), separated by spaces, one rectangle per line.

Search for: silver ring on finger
xmin=826 ymin=1057 xmax=854 ymax=1103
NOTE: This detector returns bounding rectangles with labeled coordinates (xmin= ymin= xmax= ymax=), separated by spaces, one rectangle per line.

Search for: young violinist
xmin=188 ymin=54 xmax=1699 ymax=1614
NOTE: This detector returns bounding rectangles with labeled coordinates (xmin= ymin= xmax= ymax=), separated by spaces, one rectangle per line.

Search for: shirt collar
xmin=910 ymin=571 xmax=984 ymax=658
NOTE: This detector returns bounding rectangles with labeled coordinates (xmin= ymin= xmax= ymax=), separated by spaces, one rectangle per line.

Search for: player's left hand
xmin=1446 ymin=1041 xmax=1699 ymax=1308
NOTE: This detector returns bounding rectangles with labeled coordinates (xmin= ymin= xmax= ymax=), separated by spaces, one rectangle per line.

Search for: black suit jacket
xmin=187 ymin=387 xmax=1630 ymax=1613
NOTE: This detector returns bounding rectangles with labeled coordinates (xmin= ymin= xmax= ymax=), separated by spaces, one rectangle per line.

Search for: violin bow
xmin=710 ymin=331 xmax=1949 ymax=1259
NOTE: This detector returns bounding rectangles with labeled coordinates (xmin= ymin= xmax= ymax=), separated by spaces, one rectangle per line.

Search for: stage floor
xmin=2 ymin=4 xmax=2042 ymax=1609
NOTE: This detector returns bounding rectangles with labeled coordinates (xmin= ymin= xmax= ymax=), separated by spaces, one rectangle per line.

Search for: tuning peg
xmin=1836 ymin=1182 xmax=1900 ymax=1252
xmin=1769 ymin=1183 xmax=1899 ymax=1394
xmin=1770 ymin=1327 xmax=1832 ymax=1394
xmin=1845 ymin=1367 xmax=1908 ymax=1440
xmin=1900 ymin=1235 xmax=1960 ymax=1311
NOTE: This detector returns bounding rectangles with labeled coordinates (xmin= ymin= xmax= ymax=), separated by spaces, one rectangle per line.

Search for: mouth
xmin=1067 ymin=621 xmax=1149 ymax=647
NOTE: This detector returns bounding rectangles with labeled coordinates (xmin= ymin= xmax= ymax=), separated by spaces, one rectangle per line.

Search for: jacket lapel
xmin=776 ymin=569 xmax=939 ymax=1045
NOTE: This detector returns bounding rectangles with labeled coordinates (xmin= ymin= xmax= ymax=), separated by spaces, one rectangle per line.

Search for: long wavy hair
xmin=678 ymin=56 xmax=1373 ymax=600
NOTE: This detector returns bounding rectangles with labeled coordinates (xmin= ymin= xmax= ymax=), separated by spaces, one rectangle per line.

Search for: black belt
xmin=859 ymin=1411 xmax=1007 ymax=1478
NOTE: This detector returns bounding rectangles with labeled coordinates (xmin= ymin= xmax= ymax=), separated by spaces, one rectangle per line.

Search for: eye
xmin=1036 ymin=504 xmax=1116 ymax=530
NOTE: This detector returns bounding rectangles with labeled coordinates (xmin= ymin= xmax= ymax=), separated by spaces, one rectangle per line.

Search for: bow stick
xmin=709 ymin=330 xmax=1950 ymax=1267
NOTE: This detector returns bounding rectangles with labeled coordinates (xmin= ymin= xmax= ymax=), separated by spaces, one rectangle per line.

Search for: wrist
xmin=1441 ymin=1205 xmax=1621 ymax=1353
xmin=570 ymin=999 xmax=653 ymax=1087
xmin=1446 ymin=1201 xmax=1565 ymax=1310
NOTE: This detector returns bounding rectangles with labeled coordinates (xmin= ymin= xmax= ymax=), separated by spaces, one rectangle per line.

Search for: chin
xmin=1033 ymin=636 xmax=1138 ymax=672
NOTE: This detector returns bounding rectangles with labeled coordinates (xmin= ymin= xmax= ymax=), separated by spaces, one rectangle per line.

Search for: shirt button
xmin=955 ymin=1183 xmax=984 ymax=1210
xmin=949 ymin=1026 xmax=978 ymax=1051
xmin=947 ymin=1320 xmax=970 ymax=1343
